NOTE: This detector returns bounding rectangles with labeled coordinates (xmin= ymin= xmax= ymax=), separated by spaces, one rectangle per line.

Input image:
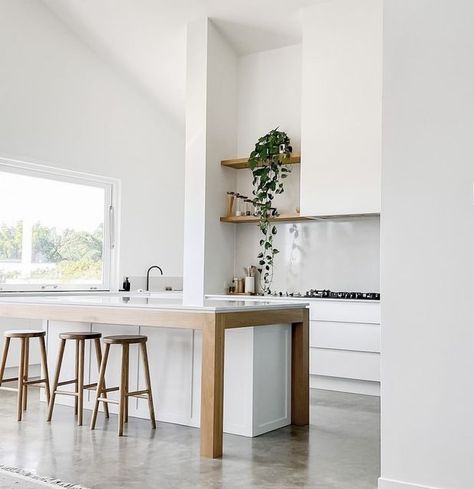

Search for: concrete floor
xmin=0 ymin=389 xmax=380 ymax=489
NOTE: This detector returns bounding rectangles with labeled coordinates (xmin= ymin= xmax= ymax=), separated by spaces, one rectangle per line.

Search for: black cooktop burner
xmin=271 ymin=289 xmax=380 ymax=300
xmin=305 ymin=289 xmax=380 ymax=300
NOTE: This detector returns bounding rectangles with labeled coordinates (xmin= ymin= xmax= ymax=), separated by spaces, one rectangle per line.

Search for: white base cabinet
xmin=309 ymin=299 xmax=381 ymax=396
xmin=41 ymin=320 xmax=291 ymax=438
xmin=210 ymin=295 xmax=381 ymax=396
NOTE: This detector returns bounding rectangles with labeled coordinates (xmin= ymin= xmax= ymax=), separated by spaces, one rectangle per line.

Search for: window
xmin=0 ymin=158 xmax=118 ymax=291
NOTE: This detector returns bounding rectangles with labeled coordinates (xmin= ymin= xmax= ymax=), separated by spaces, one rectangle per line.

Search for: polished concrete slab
xmin=0 ymin=389 xmax=380 ymax=489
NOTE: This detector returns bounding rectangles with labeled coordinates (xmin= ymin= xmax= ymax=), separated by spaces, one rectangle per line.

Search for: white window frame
xmin=0 ymin=157 xmax=120 ymax=292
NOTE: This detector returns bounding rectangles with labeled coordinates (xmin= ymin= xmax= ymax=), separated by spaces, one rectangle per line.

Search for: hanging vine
xmin=248 ymin=128 xmax=292 ymax=294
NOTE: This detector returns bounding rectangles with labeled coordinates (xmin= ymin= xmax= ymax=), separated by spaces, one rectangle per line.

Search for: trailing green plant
xmin=248 ymin=128 xmax=292 ymax=294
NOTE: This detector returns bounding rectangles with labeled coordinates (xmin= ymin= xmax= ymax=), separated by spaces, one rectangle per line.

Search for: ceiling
xmin=42 ymin=0 xmax=318 ymax=129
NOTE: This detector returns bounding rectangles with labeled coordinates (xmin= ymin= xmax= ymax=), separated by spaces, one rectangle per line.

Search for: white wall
xmin=204 ymin=22 xmax=238 ymax=295
xmin=183 ymin=18 xmax=237 ymax=303
xmin=232 ymin=44 xmax=380 ymax=294
xmin=380 ymin=1 xmax=474 ymax=488
xmin=236 ymin=44 xmax=301 ymax=216
xmin=300 ymin=0 xmax=382 ymax=216
xmin=0 ymin=0 xmax=185 ymax=284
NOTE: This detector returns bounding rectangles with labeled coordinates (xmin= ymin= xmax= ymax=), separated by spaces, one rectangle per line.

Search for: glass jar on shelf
xmin=244 ymin=199 xmax=254 ymax=216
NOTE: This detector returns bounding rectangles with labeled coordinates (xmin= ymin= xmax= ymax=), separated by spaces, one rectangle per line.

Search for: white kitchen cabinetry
xmin=300 ymin=0 xmax=382 ymax=216
xmin=208 ymin=295 xmax=381 ymax=396
xmin=42 ymin=319 xmax=291 ymax=437
xmin=309 ymin=299 xmax=381 ymax=396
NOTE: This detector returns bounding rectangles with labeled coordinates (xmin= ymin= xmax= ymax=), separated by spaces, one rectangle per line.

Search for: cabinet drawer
xmin=310 ymin=348 xmax=380 ymax=382
xmin=310 ymin=321 xmax=380 ymax=352
xmin=309 ymin=301 xmax=380 ymax=324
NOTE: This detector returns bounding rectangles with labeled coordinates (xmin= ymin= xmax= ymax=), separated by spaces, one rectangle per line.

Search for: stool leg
xmin=47 ymin=339 xmax=66 ymax=422
xmin=93 ymin=338 xmax=109 ymax=419
xmin=39 ymin=335 xmax=50 ymax=403
xmin=77 ymin=339 xmax=85 ymax=426
xmin=74 ymin=340 xmax=79 ymax=416
xmin=91 ymin=343 xmax=109 ymax=430
xmin=17 ymin=338 xmax=25 ymax=421
xmin=124 ymin=354 xmax=129 ymax=424
xmin=22 ymin=338 xmax=29 ymax=411
xmin=118 ymin=344 xmax=129 ymax=436
xmin=0 ymin=337 xmax=11 ymax=387
xmin=140 ymin=342 xmax=156 ymax=429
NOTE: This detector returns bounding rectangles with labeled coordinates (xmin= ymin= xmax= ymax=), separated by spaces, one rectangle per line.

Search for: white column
xmin=182 ymin=18 xmax=238 ymax=304
xmin=380 ymin=1 xmax=474 ymax=488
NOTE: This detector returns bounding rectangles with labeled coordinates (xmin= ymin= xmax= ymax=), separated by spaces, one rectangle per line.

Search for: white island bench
xmin=0 ymin=295 xmax=309 ymax=458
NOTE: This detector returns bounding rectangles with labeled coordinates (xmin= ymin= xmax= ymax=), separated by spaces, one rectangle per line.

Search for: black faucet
xmin=146 ymin=265 xmax=163 ymax=291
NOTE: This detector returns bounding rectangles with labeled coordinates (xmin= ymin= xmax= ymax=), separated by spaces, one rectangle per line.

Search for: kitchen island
xmin=0 ymin=295 xmax=309 ymax=458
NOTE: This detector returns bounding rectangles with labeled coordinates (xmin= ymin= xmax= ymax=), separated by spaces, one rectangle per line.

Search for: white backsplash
xmin=124 ymin=275 xmax=183 ymax=292
xmin=234 ymin=216 xmax=380 ymax=294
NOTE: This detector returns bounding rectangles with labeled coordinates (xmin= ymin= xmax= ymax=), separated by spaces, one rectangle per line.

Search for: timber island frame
xmin=0 ymin=299 xmax=309 ymax=458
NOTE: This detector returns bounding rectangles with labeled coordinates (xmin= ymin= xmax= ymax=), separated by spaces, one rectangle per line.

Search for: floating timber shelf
xmin=220 ymin=213 xmax=380 ymax=224
xmin=221 ymin=153 xmax=301 ymax=169
xmin=220 ymin=213 xmax=309 ymax=224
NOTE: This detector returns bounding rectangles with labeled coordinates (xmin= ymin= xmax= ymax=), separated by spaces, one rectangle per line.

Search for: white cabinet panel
xmin=300 ymin=0 xmax=382 ymax=215
xmin=137 ymin=326 xmax=194 ymax=425
xmin=310 ymin=320 xmax=381 ymax=353
xmin=309 ymin=300 xmax=380 ymax=324
xmin=310 ymin=348 xmax=380 ymax=382
xmin=253 ymin=325 xmax=291 ymax=436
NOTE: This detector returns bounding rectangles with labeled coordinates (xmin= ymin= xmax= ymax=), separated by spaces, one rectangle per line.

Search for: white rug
xmin=0 ymin=465 xmax=90 ymax=489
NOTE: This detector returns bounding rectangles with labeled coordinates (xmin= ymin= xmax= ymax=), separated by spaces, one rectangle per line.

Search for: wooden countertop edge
xmin=0 ymin=302 xmax=308 ymax=330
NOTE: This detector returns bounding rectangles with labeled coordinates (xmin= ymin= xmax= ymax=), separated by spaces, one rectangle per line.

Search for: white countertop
xmin=0 ymin=294 xmax=308 ymax=313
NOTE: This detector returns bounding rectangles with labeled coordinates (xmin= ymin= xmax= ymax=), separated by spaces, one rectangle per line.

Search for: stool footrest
xmin=126 ymin=389 xmax=151 ymax=398
xmin=102 ymin=387 xmax=119 ymax=393
xmin=57 ymin=379 xmax=76 ymax=387
xmin=0 ymin=377 xmax=18 ymax=384
xmin=98 ymin=397 xmax=119 ymax=405
xmin=83 ymin=383 xmax=98 ymax=390
xmin=25 ymin=378 xmax=48 ymax=386
xmin=54 ymin=390 xmax=78 ymax=397
xmin=0 ymin=386 xmax=19 ymax=393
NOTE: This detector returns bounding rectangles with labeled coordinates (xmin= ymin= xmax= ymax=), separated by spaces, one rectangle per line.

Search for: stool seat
xmin=91 ymin=334 xmax=155 ymax=435
xmin=48 ymin=331 xmax=108 ymax=425
xmin=103 ymin=335 xmax=147 ymax=345
xmin=0 ymin=330 xmax=50 ymax=421
xmin=59 ymin=331 xmax=102 ymax=340
xmin=4 ymin=330 xmax=46 ymax=338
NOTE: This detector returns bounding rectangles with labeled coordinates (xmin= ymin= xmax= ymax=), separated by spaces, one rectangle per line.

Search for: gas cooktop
xmin=271 ymin=289 xmax=380 ymax=300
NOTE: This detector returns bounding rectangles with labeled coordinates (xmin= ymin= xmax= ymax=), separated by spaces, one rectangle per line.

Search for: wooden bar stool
xmin=90 ymin=335 xmax=156 ymax=436
xmin=47 ymin=331 xmax=110 ymax=426
xmin=0 ymin=330 xmax=50 ymax=421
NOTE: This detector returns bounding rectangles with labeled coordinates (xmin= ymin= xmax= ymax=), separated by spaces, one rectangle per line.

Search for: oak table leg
xmin=200 ymin=313 xmax=225 ymax=458
xmin=291 ymin=308 xmax=310 ymax=426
